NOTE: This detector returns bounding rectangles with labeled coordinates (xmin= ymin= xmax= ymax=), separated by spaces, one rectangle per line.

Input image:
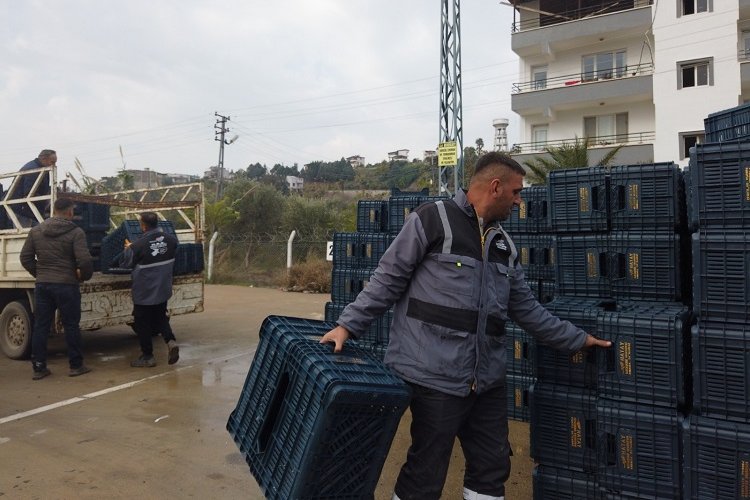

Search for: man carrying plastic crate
xmin=120 ymin=212 xmax=180 ymax=368
xmin=321 ymin=151 xmax=611 ymax=500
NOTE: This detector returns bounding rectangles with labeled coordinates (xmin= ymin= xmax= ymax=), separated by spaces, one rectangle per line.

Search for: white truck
xmin=0 ymin=165 xmax=205 ymax=359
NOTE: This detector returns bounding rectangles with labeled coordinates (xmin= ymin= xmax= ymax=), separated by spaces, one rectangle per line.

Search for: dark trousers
xmin=32 ymin=283 xmax=83 ymax=369
xmin=132 ymin=302 xmax=175 ymax=357
xmin=394 ymin=383 xmax=511 ymax=500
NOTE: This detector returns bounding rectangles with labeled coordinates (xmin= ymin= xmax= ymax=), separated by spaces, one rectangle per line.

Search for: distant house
xmin=346 ymin=155 xmax=366 ymax=168
xmin=423 ymin=150 xmax=437 ymax=163
xmin=388 ymin=149 xmax=409 ymax=162
xmin=286 ymin=175 xmax=304 ymax=192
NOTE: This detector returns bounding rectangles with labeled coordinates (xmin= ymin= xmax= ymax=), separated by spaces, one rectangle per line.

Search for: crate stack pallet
xmin=683 ymin=103 xmax=750 ymax=499
xmin=504 ymin=185 xmax=555 ymax=423
xmin=226 ymin=315 xmax=410 ymax=500
xmin=531 ymin=164 xmax=691 ymax=499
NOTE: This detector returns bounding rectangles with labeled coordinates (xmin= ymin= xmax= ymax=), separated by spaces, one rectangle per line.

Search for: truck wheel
xmin=0 ymin=301 xmax=33 ymax=360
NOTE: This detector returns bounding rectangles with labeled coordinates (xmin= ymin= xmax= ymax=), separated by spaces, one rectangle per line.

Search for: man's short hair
xmin=140 ymin=212 xmax=159 ymax=229
xmin=38 ymin=149 xmax=56 ymax=159
xmin=53 ymin=198 xmax=75 ymax=213
xmin=473 ymin=152 xmax=526 ymax=178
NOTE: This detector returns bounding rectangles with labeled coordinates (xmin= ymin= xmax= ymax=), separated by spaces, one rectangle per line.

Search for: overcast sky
xmin=0 ymin=0 xmax=520 ymax=182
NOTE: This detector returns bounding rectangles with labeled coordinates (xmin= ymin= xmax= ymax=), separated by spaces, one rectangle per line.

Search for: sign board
xmin=438 ymin=141 xmax=458 ymax=167
xmin=326 ymin=241 xmax=334 ymax=262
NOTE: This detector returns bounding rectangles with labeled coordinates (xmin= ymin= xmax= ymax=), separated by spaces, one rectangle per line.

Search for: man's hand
xmin=320 ymin=325 xmax=351 ymax=353
xmin=76 ymin=268 xmax=82 ymax=281
xmin=124 ymin=238 xmax=131 ymax=249
xmin=585 ymin=333 xmax=611 ymax=349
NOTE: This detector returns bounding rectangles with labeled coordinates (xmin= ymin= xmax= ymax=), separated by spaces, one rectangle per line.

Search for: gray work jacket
xmin=338 ymin=189 xmax=587 ymax=397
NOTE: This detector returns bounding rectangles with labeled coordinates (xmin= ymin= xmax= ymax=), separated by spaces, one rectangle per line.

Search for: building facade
xmin=509 ymin=0 xmax=749 ymax=167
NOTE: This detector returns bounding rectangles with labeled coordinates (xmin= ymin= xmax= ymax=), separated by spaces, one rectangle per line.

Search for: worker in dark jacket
xmin=20 ymin=197 xmax=93 ymax=380
xmin=12 ymin=149 xmax=55 ymax=227
xmin=321 ymin=152 xmax=612 ymax=500
xmin=120 ymin=212 xmax=179 ymax=367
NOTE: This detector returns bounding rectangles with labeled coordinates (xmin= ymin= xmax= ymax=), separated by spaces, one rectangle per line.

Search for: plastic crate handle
xmin=613 ymin=184 xmax=627 ymax=211
xmin=255 ymin=370 xmax=290 ymax=454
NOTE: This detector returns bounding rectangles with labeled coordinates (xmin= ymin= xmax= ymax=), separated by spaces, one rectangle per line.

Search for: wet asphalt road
xmin=0 ymin=285 xmax=533 ymax=499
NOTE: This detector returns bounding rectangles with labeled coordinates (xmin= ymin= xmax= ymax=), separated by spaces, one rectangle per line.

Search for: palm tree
xmin=522 ymin=136 xmax=623 ymax=185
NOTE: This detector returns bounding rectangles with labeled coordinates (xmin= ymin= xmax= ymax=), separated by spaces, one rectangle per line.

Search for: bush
xmin=285 ymin=256 xmax=332 ymax=293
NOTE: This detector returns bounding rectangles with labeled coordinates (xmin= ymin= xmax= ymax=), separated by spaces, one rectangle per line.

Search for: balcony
xmin=742 ymin=0 xmax=750 ymax=19
xmin=511 ymin=65 xmax=653 ymax=115
xmin=510 ymin=132 xmax=656 ymax=167
xmin=741 ymin=50 xmax=750 ymax=96
xmin=512 ymin=1 xmax=653 ymax=58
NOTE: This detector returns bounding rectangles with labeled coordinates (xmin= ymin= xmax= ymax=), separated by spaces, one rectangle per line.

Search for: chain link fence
xmin=209 ymin=230 xmax=333 ymax=288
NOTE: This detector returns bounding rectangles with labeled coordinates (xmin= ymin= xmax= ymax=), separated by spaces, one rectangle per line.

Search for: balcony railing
xmin=511 ymin=0 xmax=653 ymax=33
xmin=740 ymin=49 xmax=750 ymax=61
xmin=512 ymin=63 xmax=654 ymax=94
xmin=511 ymin=131 xmax=656 ymax=155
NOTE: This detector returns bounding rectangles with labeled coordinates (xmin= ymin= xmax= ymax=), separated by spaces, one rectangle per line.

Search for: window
xmin=532 ymin=65 xmax=548 ymax=90
xmin=584 ymin=113 xmax=628 ymax=144
xmin=531 ymin=125 xmax=548 ymax=150
xmin=742 ymin=32 xmax=750 ymax=60
xmin=679 ymin=59 xmax=712 ymax=88
xmin=680 ymin=131 xmax=704 ymax=159
xmin=582 ymin=50 xmax=627 ymax=82
xmin=681 ymin=0 xmax=709 ymax=15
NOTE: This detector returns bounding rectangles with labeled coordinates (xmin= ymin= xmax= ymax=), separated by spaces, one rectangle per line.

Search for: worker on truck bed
xmin=20 ymin=197 xmax=93 ymax=380
xmin=119 ymin=212 xmax=180 ymax=368
xmin=11 ymin=149 xmax=54 ymax=227
xmin=321 ymin=151 xmax=611 ymax=500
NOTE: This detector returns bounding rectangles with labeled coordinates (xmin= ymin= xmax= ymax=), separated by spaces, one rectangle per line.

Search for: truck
xmin=0 ymin=164 xmax=205 ymax=360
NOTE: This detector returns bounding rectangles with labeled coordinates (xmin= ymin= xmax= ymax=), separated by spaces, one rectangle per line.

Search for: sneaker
xmin=32 ymin=368 xmax=51 ymax=380
xmin=167 ymin=340 xmax=179 ymax=365
xmin=130 ymin=355 xmax=156 ymax=368
xmin=69 ymin=365 xmax=92 ymax=377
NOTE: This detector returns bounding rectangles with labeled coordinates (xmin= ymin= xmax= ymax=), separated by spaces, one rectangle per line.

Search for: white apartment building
xmin=509 ymin=0 xmax=750 ymax=167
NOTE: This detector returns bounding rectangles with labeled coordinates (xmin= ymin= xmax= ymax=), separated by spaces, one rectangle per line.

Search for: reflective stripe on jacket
xmin=337 ymin=189 xmax=587 ymax=397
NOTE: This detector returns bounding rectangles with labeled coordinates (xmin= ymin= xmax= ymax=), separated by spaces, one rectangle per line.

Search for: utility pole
xmin=438 ymin=0 xmax=463 ymax=196
xmin=215 ymin=112 xmax=231 ymax=199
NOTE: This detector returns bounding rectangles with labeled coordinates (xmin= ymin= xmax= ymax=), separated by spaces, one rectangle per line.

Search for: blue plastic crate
xmin=73 ymin=202 xmax=111 ymax=232
xmin=609 ymin=162 xmax=685 ymax=231
xmin=692 ymin=321 xmax=750 ymax=423
xmin=324 ymin=301 xmax=392 ymax=348
xmin=507 ymin=372 xmax=535 ymax=423
xmin=533 ymin=465 xmax=600 ymax=500
xmin=596 ymin=399 xmax=682 ymax=499
xmin=515 ymin=234 xmax=555 ymax=281
xmin=682 ymin=415 xmax=750 ymax=499
xmin=356 ymin=200 xmax=388 ymax=233
xmin=555 ymin=234 xmax=612 ymax=299
xmin=174 ymin=243 xmax=204 ymax=275
xmin=689 ymin=141 xmax=750 ymax=229
xmin=607 ymin=231 xmax=684 ymax=302
xmin=227 ymin=316 xmax=410 ymax=500
xmin=530 ymin=382 xmax=598 ymax=472
xmin=538 ymin=280 xmax=556 ymax=304
xmin=332 ymin=232 xmax=392 ymax=269
xmin=536 ymin=297 xmax=612 ymax=388
xmin=387 ymin=195 xmax=448 ymax=235
xmin=505 ymin=185 xmax=550 ymax=233
xmin=704 ymin=102 xmax=750 ymax=143
xmin=330 ymin=267 xmax=376 ymax=305
xmin=692 ymin=229 xmax=750 ymax=324
xmin=597 ymin=302 xmax=691 ymax=409
xmin=506 ymin=320 xmax=535 ymax=378
xmin=549 ymin=167 xmax=609 ymax=233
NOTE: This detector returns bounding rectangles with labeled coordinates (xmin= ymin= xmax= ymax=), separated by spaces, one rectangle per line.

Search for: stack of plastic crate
xmin=325 ymin=197 xmax=393 ymax=359
xmin=504 ymin=185 xmax=554 ymax=422
xmin=683 ymin=103 xmax=750 ymax=499
xmin=227 ymin=315 xmax=411 ymax=499
xmin=531 ymin=164 xmax=691 ymax=499
xmin=72 ymin=202 xmax=110 ymax=272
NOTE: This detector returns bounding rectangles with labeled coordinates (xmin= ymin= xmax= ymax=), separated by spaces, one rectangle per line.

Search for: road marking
xmin=0 ymin=348 xmax=256 ymax=426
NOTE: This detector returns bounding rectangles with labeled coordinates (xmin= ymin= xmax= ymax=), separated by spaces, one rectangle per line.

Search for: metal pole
xmin=286 ymin=230 xmax=297 ymax=271
xmin=207 ymin=231 xmax=219 ymax=281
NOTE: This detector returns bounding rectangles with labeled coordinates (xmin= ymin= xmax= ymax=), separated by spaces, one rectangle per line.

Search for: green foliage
xmin=245 ymin=163 xmax=266 ymax=179
xmin=223 ymin=180 xmax=285 ymax=234
xmin=205 ymin=199 xmax=238 ymax=234
xmin=302 ymin=159 xmax=354 ymax=182
xmin=523 ymin=137 xmax=623 ymax=185
xmin=281 ymin=196 xmax=354 ymax=235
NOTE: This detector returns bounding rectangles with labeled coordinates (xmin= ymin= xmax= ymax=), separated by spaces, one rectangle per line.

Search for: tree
xmin=522 ymin=137 xmax=623 ymax=185
xmin=475 ymin=138 xmax=485 ymax=156
xmin=117 ymin=170 xmax=134 ymax=190
xmin=246 ymin=163 xmax=266 ymax=179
